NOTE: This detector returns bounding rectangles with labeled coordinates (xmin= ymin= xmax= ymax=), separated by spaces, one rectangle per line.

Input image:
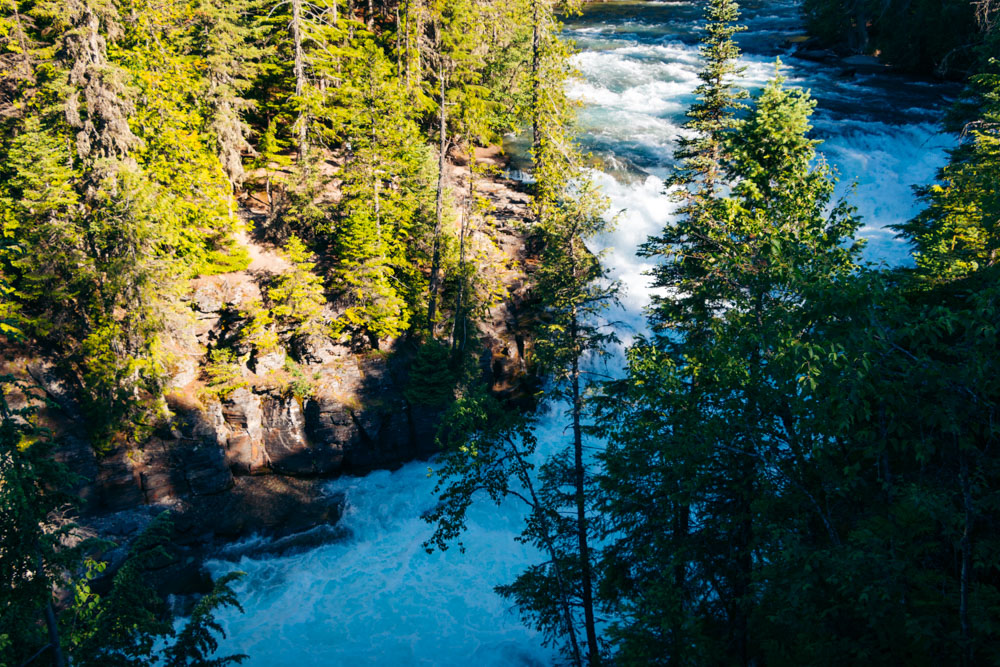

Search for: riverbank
xmin=1 ymin=146 xmax=540 ymax=605
xmin=180 ymin=2 xmax=956 ymax=662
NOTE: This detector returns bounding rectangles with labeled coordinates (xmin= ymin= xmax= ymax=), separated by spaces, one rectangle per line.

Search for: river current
xmin=206 ymin=2 xmax=954 ymax=664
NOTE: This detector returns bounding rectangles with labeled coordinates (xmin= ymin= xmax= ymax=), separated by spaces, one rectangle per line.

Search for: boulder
xmin=344 ymin=400 xmax=411 ymax=470
xmin=298 ymin=335 xmax=351 ymax=365
xmin=97 ymin=452 xmax=144 ymax=511
xmin=260 ymin=396 xmax=334 ymax=475
xmin=304 ymin=395 xmax=359 ymax=459
xmin=314 ymin=357 xmax=364 ymax=397
xmin=191 ymin=283 xmax=224 ymax=314
xmin=169 ymin=353 xmax=200 ymax=388
xmin=218 ymin=387 xmax=268 ymax=474
xmin=842 ymin=54 xmax=884 ymax=67
xmin=793 ymin=47 xmax=838 ymax=63
xmin=840 ymin=54 xmax=886 ymax=76
xmin=141 ymin=469 xmax=179 ymax=504
xmin=133 ymin=436 xmax=233 ymax=503
xmin=251 ymin=346 xmax=286 ymax=375
xmin=184 ymin=444 xmax=234 ymax=495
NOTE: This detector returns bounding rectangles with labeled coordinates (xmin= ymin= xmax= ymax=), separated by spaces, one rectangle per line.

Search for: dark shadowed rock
xmin=54 ymin=434 xmax=100 ymax=505
xmin=303 ymin=395 xmax=358 ymax=465
xmin=24 ymin=359 xmax=80 ymax=417
xmin=185 ymin=444 xmax=234 ymax=495
xmin=215 ymin=521 xmax=349 ymax=561
xmin=97 ymin=452 xmax=144 ymax=511
xmin=260 ymin=395 xmax=336 ymax=475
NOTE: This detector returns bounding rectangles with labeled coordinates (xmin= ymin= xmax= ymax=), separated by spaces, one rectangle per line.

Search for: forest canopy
xmin=2 ymin=0 xmax=1000 ymax=665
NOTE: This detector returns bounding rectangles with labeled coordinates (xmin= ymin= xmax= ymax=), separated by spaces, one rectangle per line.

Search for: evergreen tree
xmin=68 ymin=514 xmax=248 ymax=666
xmin=0 ymin=373 xmax=249 ymax=665
xmin=425 ymin=386 xmax=591 ymax=665
xmin=426 ymin=17 xmax=616 ymax=660
xmin=162 ymin=572 xmax=248 ymax=667
xmin=641 ymin=0 xmax=747 ymax=326
xmin=424 ymin=0 xmax=488 ymax=334
xmin=503 ymin=175 xmax=616 ymax=667
xmin=0 ymin=378 xmax=78 ymax=667
xmin=31 ymin=0 xmax=171 ymax=446
xmin=598 ymin=69 xmax=862 ymax=665
xmin=332 ymin=41 xmax=433 ymax=343
xmin=268 ymin=234 xmax=329 ymax=345
xmin=1 ymin=0 xmax=253 ymax=445
xmin=0 ymin=118 xmax=86 ymax=337
xmin=897 ymin=60 xmax=1000 ymax=280
xmin=192 ymin=0 xmax=264 ymax=203
xmin=800 ymin=0 xmax=985 ymax=76
xmin=737 ymin=266 xmax=1000 ymax=667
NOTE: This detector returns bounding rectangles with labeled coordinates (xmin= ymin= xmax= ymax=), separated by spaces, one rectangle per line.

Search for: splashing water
xmin=205 ymin=3 xmax=954 ymax=664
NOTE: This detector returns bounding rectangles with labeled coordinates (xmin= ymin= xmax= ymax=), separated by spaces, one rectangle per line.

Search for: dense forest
xmin=2 ymin=0 xmax=999 ymax=664
xmin=802 ymin=0 xmax=998 ymax=75
xmin=0 ymin=0 xmax=587 ymax=662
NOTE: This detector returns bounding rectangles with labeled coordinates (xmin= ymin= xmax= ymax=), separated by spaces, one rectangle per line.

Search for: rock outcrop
xmin=0 ymin=150 xmax=536 ymax=600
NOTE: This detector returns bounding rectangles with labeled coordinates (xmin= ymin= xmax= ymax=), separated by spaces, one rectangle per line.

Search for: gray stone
xmin=219 ymin=387 xmax=267 ymax=474
xmin=298 ymin=335 xmax=350 ymax=365
xmin=97 ymin=453 xmax=143 ymax=511
xmin=261 ymin=396 xmax=342 ymax=475
xmin=191 ymin=284 xmax=224 ymax=313
xmin=251 ymin=346 xmax=286 ymax=375
xmin=169 ymin=354 xmax=200 ymax=388
xmin=304 ymin=396 xmax=358 ymax=453
xmin=184 ymin=445 xmax=234 ymax=495
xmin=141 ymin=470 xmax=179 ymax=504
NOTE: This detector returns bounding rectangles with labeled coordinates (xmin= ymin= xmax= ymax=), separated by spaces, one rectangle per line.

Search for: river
xmin=206 ymin=2 xmax=955 ymax=664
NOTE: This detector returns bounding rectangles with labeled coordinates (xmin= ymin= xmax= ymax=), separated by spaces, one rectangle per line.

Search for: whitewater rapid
xmin=206 ymin=3 xmax=954 ymax=664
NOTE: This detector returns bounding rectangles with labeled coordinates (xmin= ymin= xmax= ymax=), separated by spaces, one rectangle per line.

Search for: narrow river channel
xmin=207 ymin=2 xmax=955 ymax=663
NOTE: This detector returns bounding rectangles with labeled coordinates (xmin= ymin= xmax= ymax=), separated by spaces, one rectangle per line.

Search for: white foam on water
xmin=207 ymin=464 xmax=555 ymax=666
xmin=203 ymin=3 xmax=952 ymax=663
xmin=817 ymin=120 xmax=952 ymax=265
xmin=592 ymin=171 xmax=675 ymax=323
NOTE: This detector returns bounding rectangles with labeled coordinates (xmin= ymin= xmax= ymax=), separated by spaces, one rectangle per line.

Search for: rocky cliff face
xmin=1 ymin=154 xmax=537 ymax=601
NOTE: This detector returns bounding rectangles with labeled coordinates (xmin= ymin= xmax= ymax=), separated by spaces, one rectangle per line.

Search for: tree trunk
xmin=403 ymin=0 xmax=411 ymax=87
xmin=531 ymin=0 xmax=541 ymax=153
xmin=733 ymin=294 xmax=764 ymax=667
xmin=571 ymin=312 xmax=600 ymax=665
xmin=395 ymin=5 xmax=402 ymax=80
xmin=508 ymin=440 xmax=584 ymax=667
xmin=674 ymin=492 xmax=690 ymax=597
xmin=427 ymin=65 xmax=446 ymax=334
xmin=850 ymin=0 xmax=869 ymax=52
xmin=292 ymin=0 xmax=308 ymax=160
xmin=734 ymin=475 xmax=753 ymax=667
xmin=960 ymin=449 xmax=974 ymax=667
xmin=450 ymin=209 xmax=465 ymax=350
xmin=36 ymin=552 xmax=65 ymax=667
xmin=44 ymin=600 xmax=65 ymax=667
xmin=451 ymin=157 xmax=474 ymax=352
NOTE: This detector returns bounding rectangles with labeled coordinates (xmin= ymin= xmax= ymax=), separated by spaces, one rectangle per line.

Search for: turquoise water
xmin=205 ymin=3 xmax=954 ymax=664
